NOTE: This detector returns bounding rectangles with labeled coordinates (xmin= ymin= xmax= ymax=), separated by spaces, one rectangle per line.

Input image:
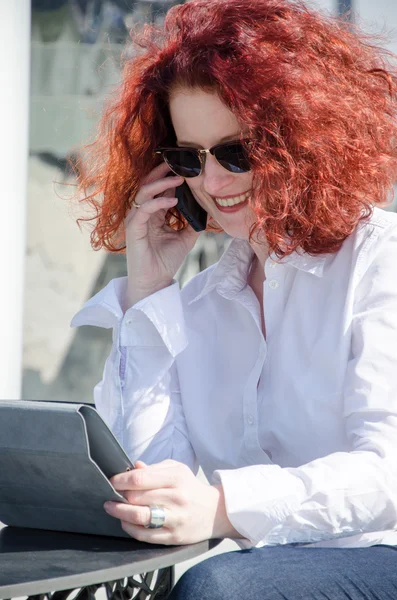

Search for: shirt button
xmin=268 ymin=280 xmax=279 ymax=290
xmin=247 ymin=415 xmax=254 ymax=425
xmin=269 ymin=262 xmax=277 ymax=269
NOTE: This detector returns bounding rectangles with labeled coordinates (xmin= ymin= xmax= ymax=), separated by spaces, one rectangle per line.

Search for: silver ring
xmin=144 ymin=506 xmax=166 ymax=529
xmin=132 ymin=199 xmax=141 ymax=209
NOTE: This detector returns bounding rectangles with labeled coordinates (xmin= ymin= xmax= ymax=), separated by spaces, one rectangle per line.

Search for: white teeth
xmin=215 ymin=191 xmax=250 ymax=207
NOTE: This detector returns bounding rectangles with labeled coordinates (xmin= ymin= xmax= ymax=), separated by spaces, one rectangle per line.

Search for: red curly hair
xmin=77 ymin=0 xmax=397 ymax=257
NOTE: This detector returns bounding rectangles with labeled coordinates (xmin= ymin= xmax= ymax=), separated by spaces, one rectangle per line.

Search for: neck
xmin=250 ymin=234 xmax=269 ymax=275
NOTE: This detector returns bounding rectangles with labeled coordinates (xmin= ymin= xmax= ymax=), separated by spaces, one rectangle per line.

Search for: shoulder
xmin=346 ymin=208 xmax=397 ymax=296
xmin=361 ymin=206 xmax=397 ymax=232
xmin=353 ymin=208 xmax=397 ymax=271
xmin=356 ymin=206 xmax=397 ymax=239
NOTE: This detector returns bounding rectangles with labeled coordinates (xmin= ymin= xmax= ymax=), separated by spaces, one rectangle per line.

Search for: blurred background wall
xmin=23 ymin=0 xmax=397 ymax=404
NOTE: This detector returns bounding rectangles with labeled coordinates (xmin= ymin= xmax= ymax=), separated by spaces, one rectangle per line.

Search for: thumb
xmin=134 ymin=460 xmax=147 ymax=469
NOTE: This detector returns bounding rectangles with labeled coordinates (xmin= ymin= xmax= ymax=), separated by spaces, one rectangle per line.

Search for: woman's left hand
xmin=104 ymin=459 xmax=243 ymax=545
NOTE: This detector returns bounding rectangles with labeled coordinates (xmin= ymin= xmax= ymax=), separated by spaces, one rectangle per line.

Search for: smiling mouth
xmin=214 ymin=190 xmax=251 ymax=208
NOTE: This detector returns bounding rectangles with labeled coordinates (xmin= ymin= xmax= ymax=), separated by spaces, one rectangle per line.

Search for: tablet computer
xmin=0 ymin=400 xmax=134 ymax=537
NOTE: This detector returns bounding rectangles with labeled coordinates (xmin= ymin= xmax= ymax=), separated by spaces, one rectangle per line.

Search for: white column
xmin=0 ymin=2 xmax=31 ymax=399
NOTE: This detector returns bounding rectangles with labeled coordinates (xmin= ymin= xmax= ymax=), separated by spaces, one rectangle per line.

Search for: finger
xmin=120 ymin=521 xmax=178 ymax=545
xmin=125 ymin=196 xmax=178 ymax=229
xmin=135 ymin=460 xmax=147 ymax=468
xmin=104 ymin=501 xmax=174 ymax=529
xmin=141 ymin=161 xmax=172 ymax=185
xmin=111 ymin=461 xmax=190 ymax=489
xmin=123 ymin=487 xmax=175 ymax=507
xmin=111 ymin=465 xmax=180 ymax=491
xmin=137 ymin=175 xmax=183 ymax=203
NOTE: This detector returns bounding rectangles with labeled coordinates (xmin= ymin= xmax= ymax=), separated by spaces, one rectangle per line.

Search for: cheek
xmin=242 ymin=173 xmax=254 ymax=190
xmin=186 ymin=173 xmax=254 ymax=199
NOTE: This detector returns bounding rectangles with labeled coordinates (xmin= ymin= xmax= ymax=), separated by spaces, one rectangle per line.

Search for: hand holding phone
xmin=123 ymin=163 xmax=202 ymax=310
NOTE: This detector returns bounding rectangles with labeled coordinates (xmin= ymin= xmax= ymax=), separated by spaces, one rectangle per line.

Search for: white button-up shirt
xmin=72 ymin=207 xmax=397 ymax=549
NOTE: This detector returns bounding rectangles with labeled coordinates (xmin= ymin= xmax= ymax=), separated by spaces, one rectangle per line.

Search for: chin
xmin=212 ymin=213 xmax=253 ymax=241
xmin=220 ymin=225 xmax=250 ymax=240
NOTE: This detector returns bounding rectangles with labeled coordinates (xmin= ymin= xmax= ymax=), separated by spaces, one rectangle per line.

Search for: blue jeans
xmin=168 ymin=545 xmax=397 ymax=599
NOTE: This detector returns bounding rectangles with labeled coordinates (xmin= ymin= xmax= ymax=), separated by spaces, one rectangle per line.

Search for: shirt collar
xmin=188 ymin=237 xmax=328 ymax=306
xmin=282 ymin=249 xmax=328 ymax=277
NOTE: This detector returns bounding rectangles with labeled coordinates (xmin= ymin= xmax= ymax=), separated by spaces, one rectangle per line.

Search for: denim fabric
xmin=169 ymin=545 xmax=397 ymax=600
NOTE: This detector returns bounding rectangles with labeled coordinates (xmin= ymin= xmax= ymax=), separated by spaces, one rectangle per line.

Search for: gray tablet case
xmin=0 ymin=400 xmax=135 ymax=537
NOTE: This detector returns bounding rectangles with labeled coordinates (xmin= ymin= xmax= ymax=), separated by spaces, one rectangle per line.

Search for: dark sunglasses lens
xmin=214 ymin=143 xmax=251 ymax=173
xmin=163 ymin=150 xmax=201 ymax=178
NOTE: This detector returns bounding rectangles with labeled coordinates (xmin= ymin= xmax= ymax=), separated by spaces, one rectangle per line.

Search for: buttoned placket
xmin=263 ymin=257 xmax=286 ymax=341
xmin=230 ymin=282 xmax=269 ymax=464
xmin=242 ymin=257 xmax=286 ymax=464
xmin=248 ymin=257 xmax=286 ymax=462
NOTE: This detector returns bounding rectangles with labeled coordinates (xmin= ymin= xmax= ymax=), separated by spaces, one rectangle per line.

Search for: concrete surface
xmin=24 ymin=156 xmax=107 ymax=384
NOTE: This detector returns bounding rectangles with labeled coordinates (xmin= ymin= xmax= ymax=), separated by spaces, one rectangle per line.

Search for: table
xmin=0 ymin=526 xmax=221 ymax=600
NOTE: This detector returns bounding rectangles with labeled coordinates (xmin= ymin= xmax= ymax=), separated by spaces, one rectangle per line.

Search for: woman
xmin=72 ymin=0 xmax=397 ymax=597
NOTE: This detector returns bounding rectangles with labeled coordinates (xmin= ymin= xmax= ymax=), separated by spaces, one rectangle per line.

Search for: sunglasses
xmin=154 ymin=139 xmax=252 ymax=178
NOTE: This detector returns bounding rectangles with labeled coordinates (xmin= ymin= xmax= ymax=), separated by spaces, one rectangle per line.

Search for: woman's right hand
xmin=122 ymin=162 xmax=201 ymax=311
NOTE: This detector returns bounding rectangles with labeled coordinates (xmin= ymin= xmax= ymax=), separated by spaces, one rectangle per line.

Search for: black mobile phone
xmin=175 ymin=181 xmax=208 ymax=232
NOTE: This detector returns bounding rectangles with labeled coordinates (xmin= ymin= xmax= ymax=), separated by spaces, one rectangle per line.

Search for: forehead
xmin=168 ymin=87 xmax=243 ymax=145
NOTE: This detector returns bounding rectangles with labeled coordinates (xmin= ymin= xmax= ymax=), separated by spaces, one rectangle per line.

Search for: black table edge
xmin=0 ymin=538 xmax=222 ymax=598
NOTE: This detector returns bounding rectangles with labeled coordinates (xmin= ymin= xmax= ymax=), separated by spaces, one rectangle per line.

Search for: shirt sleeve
xmin=212 ymin=222 xmax=397 ymax=546
xmin=71 ymin=277 xmax=198 ymax=473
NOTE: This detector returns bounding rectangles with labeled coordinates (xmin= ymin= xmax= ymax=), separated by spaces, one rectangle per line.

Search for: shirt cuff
xmin=122 ymin=280 xmax=188 ymax=356
xmin=71 ymin=277 xmax=188 ymax=357
xmin=212 ymin=465 xmax=306 ymax=546
xmin=71 ymin=277 xmax=128 ymax=329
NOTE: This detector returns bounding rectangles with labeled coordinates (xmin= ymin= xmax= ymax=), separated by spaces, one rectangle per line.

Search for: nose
xmin=201 ymin=152 xmax=235 ymax=197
